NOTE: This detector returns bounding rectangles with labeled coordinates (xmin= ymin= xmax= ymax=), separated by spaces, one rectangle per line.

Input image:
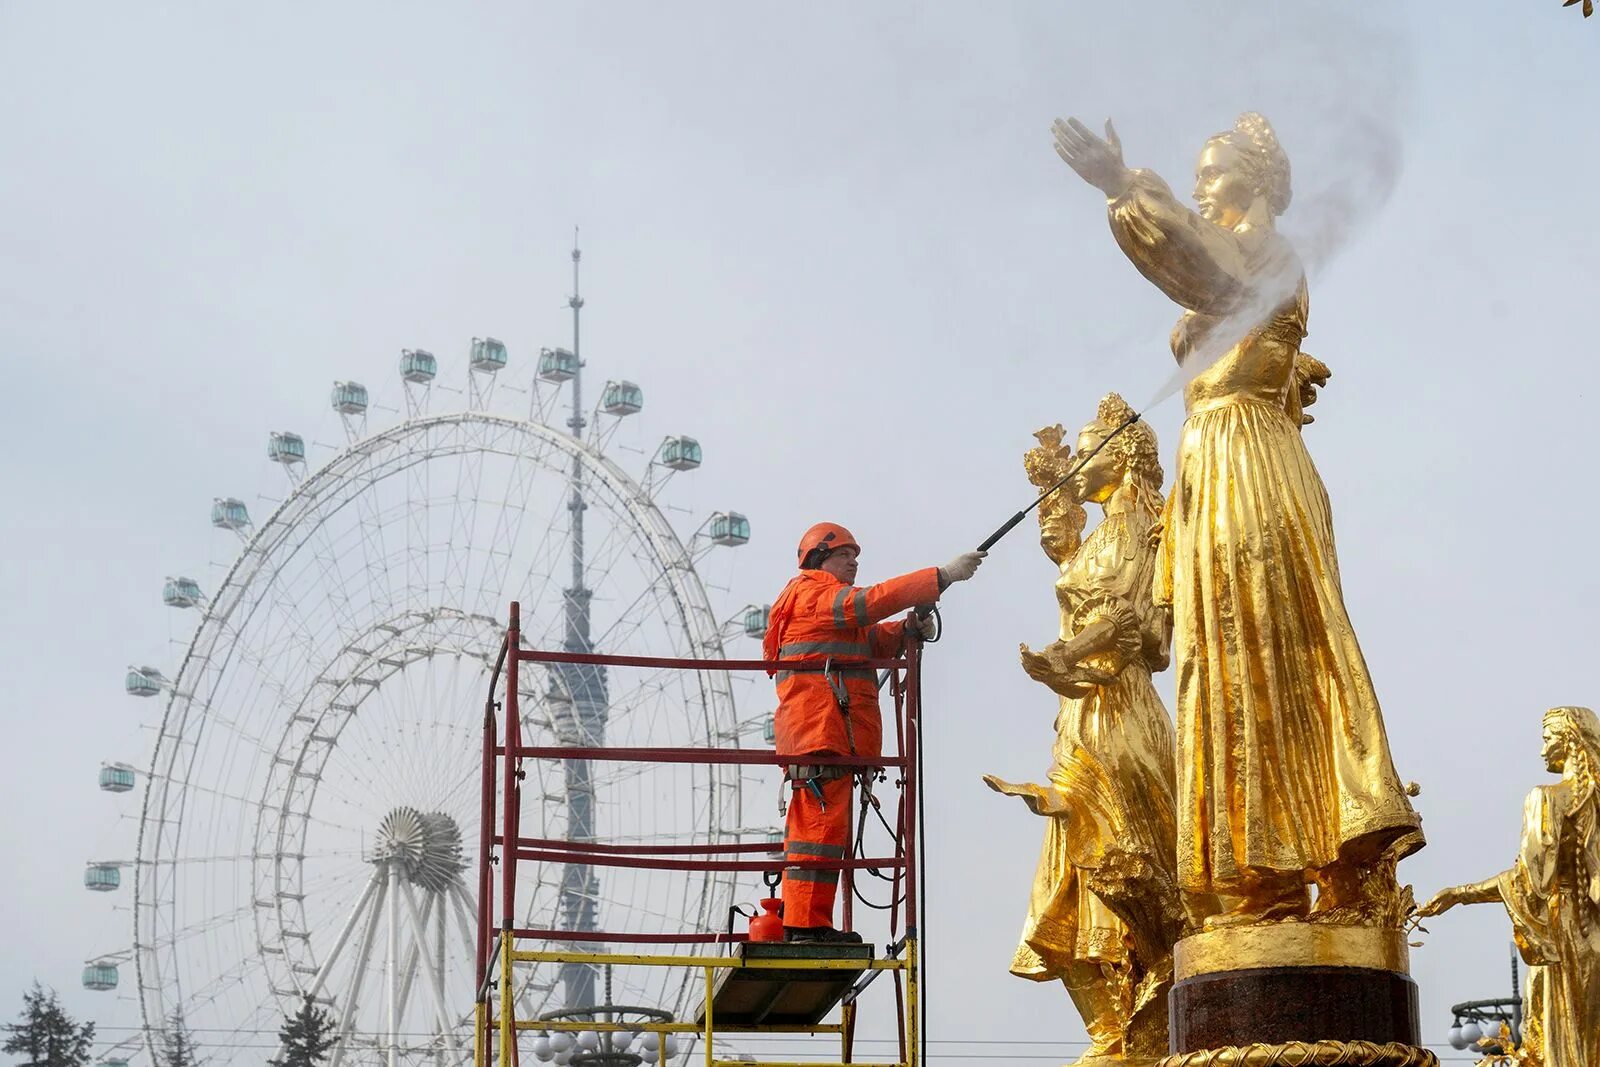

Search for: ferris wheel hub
xmin=374 ymin=807 xmax=467 ymax=893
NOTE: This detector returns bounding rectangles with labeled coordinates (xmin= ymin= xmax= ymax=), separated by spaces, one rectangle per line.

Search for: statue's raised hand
xmin=1052 ymin=118 xmax=1131 ymax=198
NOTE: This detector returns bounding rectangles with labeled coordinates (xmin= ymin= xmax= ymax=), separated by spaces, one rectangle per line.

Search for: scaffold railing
xmin=473 ymin=601 xmax=924 ymax=1067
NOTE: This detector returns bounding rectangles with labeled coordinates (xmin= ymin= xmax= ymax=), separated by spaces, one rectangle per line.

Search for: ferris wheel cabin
xmin=742 ymin=604 xmax=770 ymax=638
xmin=601 ymin=380 xmax=644 ymax=416
xmin=331 ymin=380 xmax=369 ymax=415
xmin=401 ymin=348 xmax=438 ymax=383
xmin=124 ymin=666 xmax=166 ymax=697
xmin=471 ymin=337 xmax=509 ymax=373
xmin=99 ymin=763 xmax=137 ymax=792
xmin=81 ymin=962 xmax=118 ymax=992
xmin=709 ymin=512 xmax=751 ymax=547
xmin=162 ymin=576 xmax=202 ymax=608
xmin=658 ymin=436 xmax=702 ymax=471
xmin=538 ymin=346 xmax=578 ymax=382
xmin=84 ymin=864 xmax=121 ymax=892
xmin=210 ymin=497 xmax=250 ymax=530
xmin=268 ymin=431 xmax=305 ymax=465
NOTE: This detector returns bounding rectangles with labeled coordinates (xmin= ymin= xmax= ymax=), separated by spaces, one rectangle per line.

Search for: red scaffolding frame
xmin=473 ymin=601 xmax=924 ymax=1067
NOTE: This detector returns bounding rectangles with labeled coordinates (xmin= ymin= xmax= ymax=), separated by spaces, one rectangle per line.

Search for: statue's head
xmin=1195 ymin=112 xmax=1292 ymax=228
xmin=1072 ymin=393 xmax=1162 ymax=506
xmin=1542 ymin=706 xmax=1600 ymax=776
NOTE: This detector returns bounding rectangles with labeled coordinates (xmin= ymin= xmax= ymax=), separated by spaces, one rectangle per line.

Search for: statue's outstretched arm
xmin=1052 ymin=116 xmax=1250 ymax=315
xmin=1417 ymin=876 xmax=1504 ymax=918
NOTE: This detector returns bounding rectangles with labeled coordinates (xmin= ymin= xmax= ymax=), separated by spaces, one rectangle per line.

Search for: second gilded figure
xmin=987 ymin=393 xmax=1180 ymax=1067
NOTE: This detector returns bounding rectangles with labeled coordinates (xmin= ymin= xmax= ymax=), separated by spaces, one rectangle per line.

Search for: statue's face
xmin=1541 ymin=719 xmax=1567 ymax=773
xmin=1194 ymin=140 xmax=1254 ymax=228
xmin=1072 ymin=422 xmax=1121 ymax=504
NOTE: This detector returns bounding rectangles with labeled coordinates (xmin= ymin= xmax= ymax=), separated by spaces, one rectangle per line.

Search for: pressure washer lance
xmin=882 ymin=408 xmax=1141 ymax=668
xmin=975 ymin=409 xmax=1143 ymax=552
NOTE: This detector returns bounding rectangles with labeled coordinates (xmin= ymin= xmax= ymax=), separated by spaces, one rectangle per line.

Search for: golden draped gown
xmin=1105 ymin=171 xmax=1422 ymax=895
xmin=1005 ymin=487 xmax=1178 ymax=980
xmin=1499 ymin=782 xmax=1600 ymax=1067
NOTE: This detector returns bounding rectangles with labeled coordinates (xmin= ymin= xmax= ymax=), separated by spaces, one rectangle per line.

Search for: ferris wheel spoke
xmin=439 ymin=429 xmax=487 ymax=603
xmin=472 ymin=444 xmax=542 ymax=612
xmin=586 ymin=555 xmax=682 ymax=653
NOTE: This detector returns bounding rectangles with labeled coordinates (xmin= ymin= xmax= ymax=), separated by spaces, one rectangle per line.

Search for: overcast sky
xmin=2 ymin=3 xmax=1597 ymax=1063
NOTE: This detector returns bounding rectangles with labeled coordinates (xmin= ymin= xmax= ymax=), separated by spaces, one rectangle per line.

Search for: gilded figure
xmin=1050 ymin=113 xmax=1423 ymax=926
xmin=1420 ymin=706 xmax=1600 ymax=1067
xmin=986 ymin=394 xmax=1181 ymax=1066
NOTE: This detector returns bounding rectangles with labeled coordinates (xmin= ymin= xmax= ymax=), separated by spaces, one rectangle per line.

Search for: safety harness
xmin=784 ymin=656 xmax=862 ymax=809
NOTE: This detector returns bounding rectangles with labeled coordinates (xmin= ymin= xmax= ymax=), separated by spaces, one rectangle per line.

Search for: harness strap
xmin=823 ymin=656 xmax=860 ymax=757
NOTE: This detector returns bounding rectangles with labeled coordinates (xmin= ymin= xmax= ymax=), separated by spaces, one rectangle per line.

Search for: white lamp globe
xmin=641 ymin=1051 xmax=659 ymax=1064
xmin=1447 ymin=1025 xmax=1466 ymax=1050
xmin=1460 ymin=1021 xmax=1483 ymax=1045
xmin=661 ymin=1035 xmax=679 ymax=1058
xmin=612 ymin=1031 xmax=636 ymax=1050
xmin=550 ymin=1032 xmax=576 ymax=1054
xmin=532 ymin=1036 xmax=554 ymax=1062
xmin=577 ymin=1032 xmax=600 ymax=1053
xmin=641 ymin=1033 xmax=660 ymax=1051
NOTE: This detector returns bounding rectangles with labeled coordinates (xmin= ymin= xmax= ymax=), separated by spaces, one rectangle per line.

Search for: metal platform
xmin=696 ymin=941 xmax=875 ymax=1026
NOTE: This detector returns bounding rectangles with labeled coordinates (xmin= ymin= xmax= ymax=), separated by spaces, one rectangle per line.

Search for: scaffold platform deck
xmin=695 ymin=942 xmax=875 ymax=1027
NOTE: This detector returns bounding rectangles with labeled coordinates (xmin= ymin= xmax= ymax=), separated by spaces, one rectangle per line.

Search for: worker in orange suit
xmin=763 ymin=522 xmax=985 ymax=943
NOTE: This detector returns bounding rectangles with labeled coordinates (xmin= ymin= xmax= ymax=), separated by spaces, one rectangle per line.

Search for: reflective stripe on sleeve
xmin=832 ymin=588 xmax=852 ymax=629
xmin=852 ymin=590 xmax=869 ymax=626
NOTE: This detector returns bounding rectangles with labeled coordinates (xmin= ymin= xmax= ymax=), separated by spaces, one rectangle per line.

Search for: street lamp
xmin=529 ymin=965 xmax=687 ymax=1067
xmin=1445 ymin=946 xmax=1523 ymax=1054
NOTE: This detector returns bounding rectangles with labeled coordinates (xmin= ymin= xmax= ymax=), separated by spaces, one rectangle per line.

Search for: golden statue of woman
xmin=1051 ymin=113 xmax=1422 ymax=925
xmin=1420 ymin=707 xmax=1600 ymax=1067
xmin=985 ymin=394 xmax=1180 ymax=1066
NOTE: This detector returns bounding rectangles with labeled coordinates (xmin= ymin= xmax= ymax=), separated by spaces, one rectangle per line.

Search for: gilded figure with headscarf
xmin=985 ymin=394 xmax=1181 ymax=1066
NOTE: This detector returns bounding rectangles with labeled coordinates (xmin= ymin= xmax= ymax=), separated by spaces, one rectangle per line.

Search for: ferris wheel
xmin=89 ymin=248 xmax=776 ymax=1067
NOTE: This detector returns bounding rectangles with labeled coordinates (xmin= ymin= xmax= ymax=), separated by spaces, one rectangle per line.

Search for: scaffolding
xmin=474 ymin=601 xmax=924 ymax=1067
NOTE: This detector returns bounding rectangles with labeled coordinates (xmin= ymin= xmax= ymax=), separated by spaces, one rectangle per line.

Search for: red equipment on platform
xmin=748 ymin=899 xmax=784 ymax=943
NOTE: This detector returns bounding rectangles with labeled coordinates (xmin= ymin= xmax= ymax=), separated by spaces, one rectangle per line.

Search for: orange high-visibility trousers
xmin=781 ymin=775 xmax=854 ymax=929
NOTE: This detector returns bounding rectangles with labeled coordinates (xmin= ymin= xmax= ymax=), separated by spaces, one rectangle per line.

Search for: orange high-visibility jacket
xmin=764 ymin=568 xmax=941 ymax=758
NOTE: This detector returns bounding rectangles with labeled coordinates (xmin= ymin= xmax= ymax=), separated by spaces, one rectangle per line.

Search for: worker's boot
xmin=783 ymin=926 xmax=863 ymax=945
xmin=1062 ymin=964 xmax=1125 ymax=1066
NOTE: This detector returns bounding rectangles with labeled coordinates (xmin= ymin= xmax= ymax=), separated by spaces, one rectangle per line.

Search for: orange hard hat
xmin=796 ymin=522 xmax=859 ymax=567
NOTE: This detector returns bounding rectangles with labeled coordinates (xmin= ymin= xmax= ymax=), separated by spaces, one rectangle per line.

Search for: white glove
xmin=939 ymin=550 xmax=986 ymax=584
xmin=908 ymin=612 xmax=938 ymax=640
